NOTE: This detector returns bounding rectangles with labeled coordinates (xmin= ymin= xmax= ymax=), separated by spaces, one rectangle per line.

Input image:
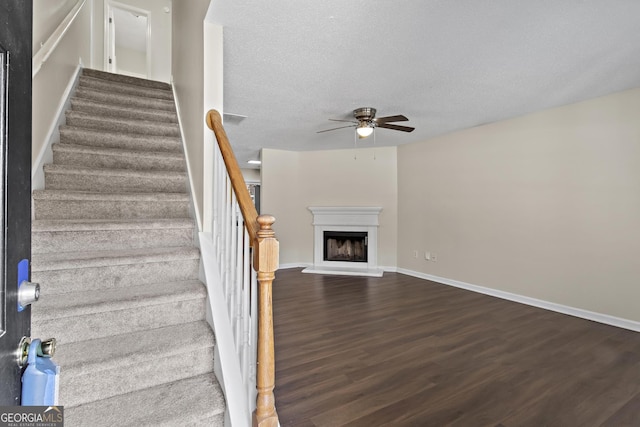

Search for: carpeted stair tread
xmin=55 ymin=322 xmax=215 ymax=408
xmin=82 ymin=68 xmax=171 ymax=91
xmin=32 ymin=190 xmax=191 ymax=220
xmin=32 ymin=189 xmax=190 ymax=202
xmin=32 ymin=279 xmax=205 ymax=319
xmin=59 ymin=125 xmax=182 ymax=152
xmin=78 ymin=75 xmax=174 ymax=101
xmin=70 ymin=97 xmax=178 ymax=123
xmin=32 ymin=218 xmax=194 ymax=232
xmin=74 ymin=86 xmax=176 ymax=112
xmin=31 ymin=281 xmax=206 ymax=344
xmin=33 ymin=246 xmax=200 ymax=269
xmin=55 ymin=321 xmax=213 ymax=375
xmin=32 ymin=258 xmax=199 ymax=295
xmin=65 ymin=110 xmax=180 ymax=137
xmin=52 ymin=143 xmax=186 ymax=171
xmin=64 ymin=374 xmax=225 ymax=427
xmin=32 ymin=218 xmax=195 ymax=253
xmin=44 ymin=163 xmax=187 ymax=193
xmin=32 ymin=69 xmax=225 ymax=422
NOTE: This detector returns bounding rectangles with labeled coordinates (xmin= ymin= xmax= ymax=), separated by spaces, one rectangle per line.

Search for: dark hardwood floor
xmin=272 ymin=268 xmax=640 ymax=427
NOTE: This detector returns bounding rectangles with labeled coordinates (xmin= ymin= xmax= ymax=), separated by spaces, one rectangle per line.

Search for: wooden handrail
xmin=206 ymin=109 xmax=260 ymax=241
xmin=206 ymin=109 xmax=279 ymax=427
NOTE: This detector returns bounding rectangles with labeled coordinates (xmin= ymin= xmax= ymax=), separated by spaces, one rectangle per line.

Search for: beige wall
xmin=33 ymin=0 xmax=79 ymax=52
xmin=171 ymin=0 xmax=211 ymax=229
xmin=93 ymin=0 xmax=172 ymax=82
xmin=398 ymin=88 xmax=640 ymax=322
xmin=262 ymin=147 xmax=398 ymax=268
xmin=242 ymin=168 xmax=261 ymax=183
xmin=32 ymin=0 xmax=92 ymax=167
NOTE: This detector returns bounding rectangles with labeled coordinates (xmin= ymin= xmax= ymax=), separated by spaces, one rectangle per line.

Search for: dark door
xmin=0 ymin=1 xmax=33 ymax=405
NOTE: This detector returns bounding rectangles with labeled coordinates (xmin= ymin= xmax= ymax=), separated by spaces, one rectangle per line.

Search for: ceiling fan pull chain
xmin=373 ymin=128 xmax=377 ymax=160
xmin=353 ymin=129 xmax=357 ymax=160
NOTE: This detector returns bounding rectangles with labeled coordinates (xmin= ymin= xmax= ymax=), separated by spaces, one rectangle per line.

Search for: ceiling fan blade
xmin=377 ymin=123 xmax=415 ymax=132
xmin=317 ymin=124 xmax=356 ymax=133
xmin=329 ymin=119 xmax=358 ymax=123
xmin=374 ymin=115 xmax=409 ymax=124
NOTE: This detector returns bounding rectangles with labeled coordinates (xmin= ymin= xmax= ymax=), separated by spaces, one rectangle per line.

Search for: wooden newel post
xmin=253 ymin=215 xmax=279 ymax=427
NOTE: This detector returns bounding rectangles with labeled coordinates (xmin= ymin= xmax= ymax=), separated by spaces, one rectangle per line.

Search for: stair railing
xmin=206 ymin=109 xmax=279 ymax=427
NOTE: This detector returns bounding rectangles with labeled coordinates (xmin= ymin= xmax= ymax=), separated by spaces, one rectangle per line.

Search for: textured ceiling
xmin=207 ymin=0 xmax=640 ymax=168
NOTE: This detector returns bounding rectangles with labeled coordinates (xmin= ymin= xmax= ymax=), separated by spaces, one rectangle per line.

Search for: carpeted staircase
xmin=31 ymin=69 xmax=225 ymax=426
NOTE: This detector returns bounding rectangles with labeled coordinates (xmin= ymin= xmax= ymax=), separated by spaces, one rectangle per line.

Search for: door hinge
xmin=109 ymin=17 xmax=112 ymax=23
xmin=108 ymin=57 xmax=112 ymax=64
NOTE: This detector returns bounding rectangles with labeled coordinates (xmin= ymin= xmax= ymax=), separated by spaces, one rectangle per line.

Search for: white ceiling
xmin=208 ymin=0 xmax=640 ymax=168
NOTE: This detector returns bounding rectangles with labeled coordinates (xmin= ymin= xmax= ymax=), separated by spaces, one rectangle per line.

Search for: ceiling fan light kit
xmin=318 ymin=107 xmax=415 ymax=139
xmin=356 ymin=122 xmax=374 ymax=138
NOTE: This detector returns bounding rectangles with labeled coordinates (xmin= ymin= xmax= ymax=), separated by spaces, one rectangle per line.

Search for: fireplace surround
xmin=303 ymin=206 xmax=383 ymax=277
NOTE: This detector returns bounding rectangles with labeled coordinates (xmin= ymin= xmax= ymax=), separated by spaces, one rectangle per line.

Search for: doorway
xmin=105 ymin=1 xmax=150 ymax=79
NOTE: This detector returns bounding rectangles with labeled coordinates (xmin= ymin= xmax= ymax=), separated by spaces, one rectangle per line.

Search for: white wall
xmin=32 ymin=0 xmax=92 ymax=168
xmin=172 ymin=0 xmax=211 ymax=230
xmin=115 ymin=45 xmax=146 ymax=78
xmin=93 ymin=0 xmax=171 ymax=82
xmin=261 ymin=147 xmax=398 ymax=268
xmin=397 ymin=88 xmax=640 ymax=323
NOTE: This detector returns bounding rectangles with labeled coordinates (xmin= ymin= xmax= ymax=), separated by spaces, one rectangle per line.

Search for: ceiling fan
xmin=317 ymin=107 xmax=415 ymax=138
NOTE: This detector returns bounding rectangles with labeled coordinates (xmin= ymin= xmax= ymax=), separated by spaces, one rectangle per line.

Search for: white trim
xmin=104 ymin=1 xmax=152 ymax=78
xmin=306 ymin=206 xmax=383 ymax=275
xmin=279 ymin=263 xmax=310 ymax=270
xmin=32 ymin=62 xmax=83 ymax=191
xmin=32 ymin=0 xmax=87 ymax=78
xmin=397 ymin=268 xmax=640 ymax=333
xmin=172 ymin=83 xmax=203 ymax=231
xmin=199 ymin=233 xmax=250 ymax=427
xmin=280 ymin=263 xmax=397 ymax=272
xmin=302 ymin=266 xmax=383 ymax=277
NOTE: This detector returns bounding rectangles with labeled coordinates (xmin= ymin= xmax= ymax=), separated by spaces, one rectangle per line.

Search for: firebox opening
xmin=323 ymin=231 xmax=368 ymax=263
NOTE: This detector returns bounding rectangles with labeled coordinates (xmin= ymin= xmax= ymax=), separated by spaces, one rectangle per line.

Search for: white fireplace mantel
xmin=303 ymin=206 xmax=384 ymax=277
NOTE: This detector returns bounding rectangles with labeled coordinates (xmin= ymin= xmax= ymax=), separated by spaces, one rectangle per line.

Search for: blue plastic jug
xmin=21 ymin=339 xmax=60 ymax=406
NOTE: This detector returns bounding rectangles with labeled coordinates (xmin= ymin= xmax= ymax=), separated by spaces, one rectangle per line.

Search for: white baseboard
xmin=32 ymin=62 xmax=83 ymax=191
xmin=396 ymin=268 xmax=640 ymax=333
xmin=278 ymin=263 xmax=310 ymax=270
xmin=279 ymin=263 xmax=397 ymax=272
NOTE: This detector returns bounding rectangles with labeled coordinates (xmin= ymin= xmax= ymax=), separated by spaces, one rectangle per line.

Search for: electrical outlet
xmin=425 ymin=251 xmax=431 ymax=261
xmin=413 ymin=250 xmax=418 ymax=258
xmin=431 ymin=253 xmax=437 ymax=262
